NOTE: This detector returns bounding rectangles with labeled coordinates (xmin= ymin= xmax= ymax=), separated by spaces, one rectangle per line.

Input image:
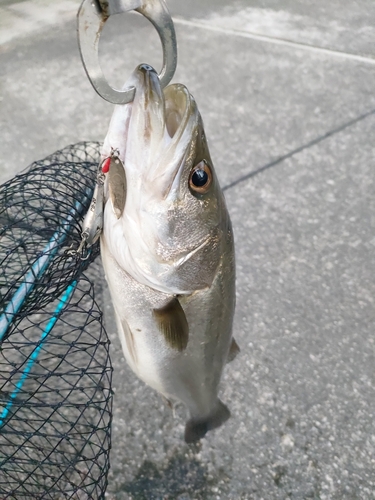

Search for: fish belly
xmin=100 ymin=235 xmax=235 ymax=421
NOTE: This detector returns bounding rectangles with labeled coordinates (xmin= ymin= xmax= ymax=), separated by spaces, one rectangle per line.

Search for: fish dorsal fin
xmin=153 ymin=297 xmax=189 ymax=351
xmin=227 ymin=338 xmax=240 ymax=363
xmin=108 ymin=157 xmax=126 ymax=219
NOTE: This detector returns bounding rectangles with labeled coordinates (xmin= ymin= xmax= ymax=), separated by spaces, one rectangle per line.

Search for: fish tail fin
xmin=184 ymin=399 xmax=231 ymax=444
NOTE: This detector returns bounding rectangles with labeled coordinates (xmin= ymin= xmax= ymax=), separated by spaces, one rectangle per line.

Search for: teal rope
xmin=0 ymin=281 xmax=77 ymax=428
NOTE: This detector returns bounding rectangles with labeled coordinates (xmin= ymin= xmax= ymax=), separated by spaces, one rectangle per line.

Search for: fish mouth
xmin=123 ymin=64 xmax=198 ymax=198
xmin=102 ymin=64 xmax=198 ymax=200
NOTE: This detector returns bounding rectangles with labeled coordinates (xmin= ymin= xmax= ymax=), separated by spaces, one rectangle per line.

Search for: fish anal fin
xmin=184 ymin=399 xmax=231 ymax=443
xmin=108 ymin=158 xmax=126 ymax=219
xmin=153 ymin=297 xmax=189 ymax=352
xmin=161 ymin=395 xmax=176 ymax=417
xmin=227 ymin=338 xmax=240 ymax=363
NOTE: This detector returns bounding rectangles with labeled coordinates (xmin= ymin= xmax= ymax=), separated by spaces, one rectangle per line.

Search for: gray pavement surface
xmin=1 ymin=1 xmax=375 ymax=498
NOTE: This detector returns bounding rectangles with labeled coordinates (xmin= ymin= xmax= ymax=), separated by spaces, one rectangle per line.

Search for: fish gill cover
xmin=0 ymin=143 xmax=113 ymax=499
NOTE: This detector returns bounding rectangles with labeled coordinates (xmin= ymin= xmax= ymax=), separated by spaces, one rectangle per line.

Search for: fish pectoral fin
xmin=184 ymin=399 xmax=231 ymax=444
xmin=108 ymin=158 xmax=126 ymax=219
xmin=152 ymin=297 xmax=189 ymax=352
xmin=227 ymin=337 xmax=240 ymax=363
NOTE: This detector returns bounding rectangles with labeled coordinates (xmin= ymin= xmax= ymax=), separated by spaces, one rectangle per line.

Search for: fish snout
xmin=138 ymin=63 xmax=157 ymax=74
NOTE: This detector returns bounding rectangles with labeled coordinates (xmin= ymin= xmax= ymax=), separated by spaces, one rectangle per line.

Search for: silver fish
xmin=100 ymin=64 xmax=238 ymax=443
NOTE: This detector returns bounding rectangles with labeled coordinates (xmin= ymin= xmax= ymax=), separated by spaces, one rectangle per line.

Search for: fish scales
xmin=100 ymin=64 xmax=237 ymax=442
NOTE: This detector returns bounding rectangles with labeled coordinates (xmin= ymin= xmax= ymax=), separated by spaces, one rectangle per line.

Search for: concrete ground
xmin=1 ymin=1 xmax=375 ymax=498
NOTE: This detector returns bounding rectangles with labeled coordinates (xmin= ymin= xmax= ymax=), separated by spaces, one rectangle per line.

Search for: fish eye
xmin=189 ymin=160 xmax=212 ymax=194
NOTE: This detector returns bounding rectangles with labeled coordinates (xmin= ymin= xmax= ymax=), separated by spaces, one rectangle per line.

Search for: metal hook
xmin=77 ymin=0 xmax=177 ymax=104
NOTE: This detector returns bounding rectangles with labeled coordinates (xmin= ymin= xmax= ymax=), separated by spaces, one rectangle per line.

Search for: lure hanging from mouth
xmin=100 ymin=64 xmax=238 ymax=443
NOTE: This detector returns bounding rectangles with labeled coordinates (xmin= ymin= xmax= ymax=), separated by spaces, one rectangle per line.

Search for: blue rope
xmin=0 ymin=281 xmax=77 ymax=428
xmin=0 ymin=195 xmax=88 ymax=342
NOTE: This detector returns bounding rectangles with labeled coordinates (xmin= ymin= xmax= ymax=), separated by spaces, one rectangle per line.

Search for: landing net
xmin=0 ymin=142 xmax=113 ymax=499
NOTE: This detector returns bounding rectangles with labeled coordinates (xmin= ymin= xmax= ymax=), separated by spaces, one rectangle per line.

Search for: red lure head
xmin=101 ymin=157 xmax=111 ymax=174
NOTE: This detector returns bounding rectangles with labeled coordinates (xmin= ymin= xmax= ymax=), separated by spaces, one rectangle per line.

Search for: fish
xmin=100 ymin=64 xmax=238 ymax=443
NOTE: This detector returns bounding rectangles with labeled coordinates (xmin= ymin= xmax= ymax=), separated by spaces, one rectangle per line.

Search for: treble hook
xmin=77 ymin=0 xmax=177 ymax=104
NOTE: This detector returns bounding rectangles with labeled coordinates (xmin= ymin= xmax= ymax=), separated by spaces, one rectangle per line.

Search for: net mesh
xmin=0 ymin=142 xmax=113 ymax=499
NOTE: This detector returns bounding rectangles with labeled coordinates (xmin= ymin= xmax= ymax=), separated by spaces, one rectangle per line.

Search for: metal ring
xmin=77 ymin=0 xmax=177 ymax=104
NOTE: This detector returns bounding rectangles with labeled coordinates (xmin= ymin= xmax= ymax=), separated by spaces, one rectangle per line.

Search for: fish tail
xmin=184 ymin=399 xmax=231 ymax=443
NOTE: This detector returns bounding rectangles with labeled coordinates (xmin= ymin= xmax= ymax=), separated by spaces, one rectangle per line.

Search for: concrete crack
xmin=223 ymin=108 xmax=375 ymax=191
